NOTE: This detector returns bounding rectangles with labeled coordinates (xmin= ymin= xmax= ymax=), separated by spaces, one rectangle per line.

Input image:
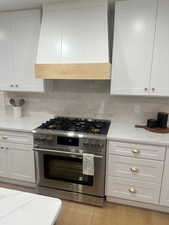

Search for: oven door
xmin=34 ymin=148 xmax=105 ymax=197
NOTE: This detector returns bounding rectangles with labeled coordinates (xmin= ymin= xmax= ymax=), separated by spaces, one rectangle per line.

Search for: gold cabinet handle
xmin=128 ymin=188 xmax=137 ymax=194
xmin=132 ymin=149 xmax=140 ymax=154
xmin=1 ymin=136 xmax=8 ymax=140
xmin=130 ymin=167 xmax=139 ymax=173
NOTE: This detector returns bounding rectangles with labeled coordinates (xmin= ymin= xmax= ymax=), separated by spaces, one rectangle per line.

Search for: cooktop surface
xmin=37 ymin=117 xmax=111 ymax=135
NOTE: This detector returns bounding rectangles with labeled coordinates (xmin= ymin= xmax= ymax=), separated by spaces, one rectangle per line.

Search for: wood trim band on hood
xmin=35 ymin=63 xmax=111 ymax=80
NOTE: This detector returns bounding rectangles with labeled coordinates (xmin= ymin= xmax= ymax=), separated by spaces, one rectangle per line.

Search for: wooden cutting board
xmin=135 ymin=125 xmax=169 ymax=133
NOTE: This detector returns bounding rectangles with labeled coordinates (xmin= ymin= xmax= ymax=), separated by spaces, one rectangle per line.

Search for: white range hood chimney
xmin=35 ymin=0 xmax=111 ymax=80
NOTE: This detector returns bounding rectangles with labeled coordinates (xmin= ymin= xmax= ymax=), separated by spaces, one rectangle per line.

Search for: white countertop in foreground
xmin=0 ymin=188 xmax=62 ymax=225
xmin=0 ymin=115 xmax=50 ymax=132
xmin=108 ymin=123 xmax=169 ymax=146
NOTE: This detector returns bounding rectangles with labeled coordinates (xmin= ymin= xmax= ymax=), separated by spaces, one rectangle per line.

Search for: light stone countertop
xmin=0 ymin=188 xmax=62 ymax=225
xmin=0 ymin=115 xmax=168 ymax=146
xmin=0 ymin=115 xmax=51 ymax=133
xmin=108 ymin=122 xmax=169 ymax=146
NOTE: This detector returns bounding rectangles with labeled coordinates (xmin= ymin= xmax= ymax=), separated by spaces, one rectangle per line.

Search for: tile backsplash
xmin=1 ymin=80 xmax=169 ymax=124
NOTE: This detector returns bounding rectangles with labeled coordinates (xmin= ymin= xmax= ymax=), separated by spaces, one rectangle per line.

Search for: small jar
xmin=147 ymin=119 xmax=158 ymax=128
xmin=13 ymin=106 xmax=22 ymax=118
xmin=157 ymin=112 xmax=168 ymax=128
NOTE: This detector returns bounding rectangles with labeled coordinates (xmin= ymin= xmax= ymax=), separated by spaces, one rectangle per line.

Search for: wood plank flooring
xmin=56 ymin=201 xmax=169 ymax=225
xmin=0 ymin=182 xmax=169 ymax=225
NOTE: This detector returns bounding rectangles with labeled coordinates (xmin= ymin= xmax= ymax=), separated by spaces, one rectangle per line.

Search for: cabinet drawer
xmin=109 ymin=141 xmax=166 ymax=160
xmin=107 ymin=155 xmax=163 ymax=184
xmin=0 ymin=130 xmax=33 ymax=145
xmin=0 ymin=142 xmax=33 ymax=151
xmin=106 ymin=176 xmax=160 ymax=204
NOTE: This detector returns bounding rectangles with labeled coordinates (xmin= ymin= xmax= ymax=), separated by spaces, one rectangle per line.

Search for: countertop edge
xmin=107 ymin=136 xmax=168 ymax=147
xmin=0 ymin=127 xmax=33 ymax=133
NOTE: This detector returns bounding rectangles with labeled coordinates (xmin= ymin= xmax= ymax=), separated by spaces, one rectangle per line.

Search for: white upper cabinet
xmin=11 ymin=10 xmax=44 ymax=92
xmin=0 ymin=9 xmax=44 ymax=92
xmin=0 ymin=13 xmax=14 ymax=90
xmin=150 ymin=0 xmax=169 ymax=96
xmin=111 ymin=0 xmax=169 ymax=97
xmin=111 ymin=0 xmax=157 ymax=96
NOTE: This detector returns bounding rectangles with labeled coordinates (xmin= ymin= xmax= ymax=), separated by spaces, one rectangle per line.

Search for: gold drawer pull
xmin=132 ymin=149 xmax=140 ymax=154
xmin=128 ymin=188 xmax=137 ymax=194
xmin=130 ymin=167 xmax=139 ymax=173
xmin=1 ymin=136 xmax=8 ymax=140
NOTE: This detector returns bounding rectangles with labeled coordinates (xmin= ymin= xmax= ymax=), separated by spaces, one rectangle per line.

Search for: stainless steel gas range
xmin=33 ymin=117 xmax=110 ymax=206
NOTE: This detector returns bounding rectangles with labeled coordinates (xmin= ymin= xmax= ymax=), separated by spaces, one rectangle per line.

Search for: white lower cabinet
xmin=160 ymin=148 xmax=169 ymax=207
xmin=7 ymin=144 xmax=35 ymax=183
xmin=106 ymin=176 xmax=161 ymax=204
xmin=0 ymin=130 xmax=35 ymax=184
xmin=0 ymin=148 xmax=8 ymax=178
xmin=108 ymin=155 xmax=163 ymax=184
xmin=106 ymin=141 xmax=166 ymax=206
xmin=0 ymin=130 xmax=33 ymax=145
xmin=109 ymin=141 xmax=166 ymax=161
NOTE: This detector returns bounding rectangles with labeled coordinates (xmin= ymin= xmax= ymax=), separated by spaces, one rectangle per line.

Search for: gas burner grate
xmin=38 ymin=117 xmax=111 ymax=135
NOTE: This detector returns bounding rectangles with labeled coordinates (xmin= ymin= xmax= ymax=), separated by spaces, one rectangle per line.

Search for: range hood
xmin=35 ymin=1 xmax=111 ymax=80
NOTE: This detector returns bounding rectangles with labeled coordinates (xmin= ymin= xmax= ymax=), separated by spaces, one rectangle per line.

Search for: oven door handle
xmin=33 ymin=148 xmax=103 ymax=159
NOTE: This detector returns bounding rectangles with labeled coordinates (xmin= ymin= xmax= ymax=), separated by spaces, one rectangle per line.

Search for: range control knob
xmin=39 ymin=135 xmax=47 ymax=141
xmin=99 ymin=144 xmax=104 ymax=148
xmin=46 ymin=136 xmax=53 ymax=141
xmin=83 ymin=143 xmax=89 ymax=147
xmin=34 ymin=144 xmax=39 ymax=148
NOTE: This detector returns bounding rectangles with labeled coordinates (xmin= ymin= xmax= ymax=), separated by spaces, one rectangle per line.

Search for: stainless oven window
xmin=44 ymin=154 xmax=94 ymax=186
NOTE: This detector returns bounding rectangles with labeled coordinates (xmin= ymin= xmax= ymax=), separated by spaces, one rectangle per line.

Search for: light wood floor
xmin=56 ymin=200 xmax=169 ymax=225
xmin=1 ymin=182 xmax=169 ymax=225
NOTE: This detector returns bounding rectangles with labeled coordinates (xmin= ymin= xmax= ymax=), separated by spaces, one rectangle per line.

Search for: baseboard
xmin=0 ymin=177 xmax=36 ymax=188
xmin=107 ymin=196 xmax=169 ymax=213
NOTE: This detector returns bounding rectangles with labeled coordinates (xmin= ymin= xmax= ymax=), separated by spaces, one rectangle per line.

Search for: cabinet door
xmin=61 ymin=4 xmax=109 ymax=63
xmin=11 ymin=10 xmax=44 ymax=92
xmin=111 ymin=0 xmax=157 ymax=96
xmin=160 ymin=148 xmax=169 ymax=206
xmin=7 ymin=144 xmax=35 ymax=183
xmin=150 ymin=0 xmax=169 ymax=96
xmin=0 ymin=13 xmax=14 ymax=91
xmin=0 ymin=147 xmax=7 ymax=178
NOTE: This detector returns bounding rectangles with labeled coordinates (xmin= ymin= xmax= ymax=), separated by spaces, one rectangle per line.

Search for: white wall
xmin=2 ymin=80 xmax=169 ymax=124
